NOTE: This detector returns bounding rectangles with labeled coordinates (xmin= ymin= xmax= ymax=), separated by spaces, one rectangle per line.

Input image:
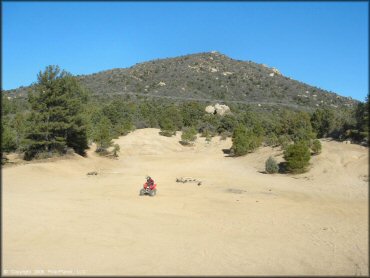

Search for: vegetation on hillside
xmin=4 ymin=52 xmax=358 ymax=111
xmin=2 ymin=64 xmax=368 ymax=170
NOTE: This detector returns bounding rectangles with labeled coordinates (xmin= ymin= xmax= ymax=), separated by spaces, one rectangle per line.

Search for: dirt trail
xmin=3 ymin=129 xmax=368 ymax=276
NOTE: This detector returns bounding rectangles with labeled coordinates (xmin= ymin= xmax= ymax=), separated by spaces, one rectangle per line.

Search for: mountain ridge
xmin=3 ymin=51 xmax=358 ymax=111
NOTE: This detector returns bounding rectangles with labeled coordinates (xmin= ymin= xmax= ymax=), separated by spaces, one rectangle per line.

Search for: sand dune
xmin=3 ymin=128 xmax=368 ymax=276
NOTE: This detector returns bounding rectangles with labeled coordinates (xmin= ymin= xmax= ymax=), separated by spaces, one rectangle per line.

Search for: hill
xmin=3 ymin=52 xmax=357 ymax=111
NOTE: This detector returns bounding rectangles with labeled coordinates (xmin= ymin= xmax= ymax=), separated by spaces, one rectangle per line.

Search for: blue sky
xmin=2 ymin=1 xmax=368 ymax=101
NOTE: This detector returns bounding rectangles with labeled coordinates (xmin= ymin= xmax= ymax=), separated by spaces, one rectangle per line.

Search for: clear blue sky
xmin=2 ymin=1 xmax=368 ymax=101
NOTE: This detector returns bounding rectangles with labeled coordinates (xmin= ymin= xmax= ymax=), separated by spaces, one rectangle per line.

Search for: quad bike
xmin=140 ymin=182 xmax=157 ymax=197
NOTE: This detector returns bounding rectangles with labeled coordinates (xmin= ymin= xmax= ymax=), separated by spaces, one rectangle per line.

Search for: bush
xmin=265 ymin=156 xmax=279 ymax=174
xmin=265 ymin=133 xmax=279 ymax=147
xmin=1 ymin=123 xmax=17 ymax=152
xmin=283 ymin=141 xmax=311 ymax=173
xmin=181 ymin=127 xmax=197 ymax=145
xmin=159 ymin=118 xmax=177 ymax=137
xmin=231 ymin=125 xmax=262 ymax=156
xmin=278 ymin=134 xmax=291 ymax=150
xmin=311 ymin=139 xmax=322 ymax=155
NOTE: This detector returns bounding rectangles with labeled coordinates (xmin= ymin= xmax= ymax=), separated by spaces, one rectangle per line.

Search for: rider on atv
xmin=145 ymin=176 xmax=155 ymax=190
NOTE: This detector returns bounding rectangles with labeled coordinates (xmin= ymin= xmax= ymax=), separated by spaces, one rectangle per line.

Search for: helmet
xmin=146 ymin=176 xmax=151 ymax=180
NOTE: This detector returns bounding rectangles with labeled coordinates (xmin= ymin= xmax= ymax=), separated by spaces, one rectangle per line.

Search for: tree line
xmin=2 ymin=65 xmax=368 ymax=171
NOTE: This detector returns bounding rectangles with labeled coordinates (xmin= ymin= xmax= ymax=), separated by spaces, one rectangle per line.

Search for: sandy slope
xmin=3 ymin=129 xmax=368 ymax=276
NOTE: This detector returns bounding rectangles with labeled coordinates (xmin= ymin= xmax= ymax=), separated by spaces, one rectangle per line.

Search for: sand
xmin=3 ymin=128 xmax=368 ymax=276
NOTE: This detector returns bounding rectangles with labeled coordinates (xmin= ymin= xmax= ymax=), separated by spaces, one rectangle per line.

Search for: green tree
xmin=181 ymin=127 xmax=197 ymax=145
xmin=1 ymin=121 xmax=17 ymax=152
xmin=11 ymin=112 xmax=27 ymax=149
xmin=23 ymin=65 xmax=89 ymax=159
xmin=217 ymin=114 xmax=239 ymax=134
xmin=311 ymin=108 xmax=336 ymax=138
xmin=231 ymin=124 xmax=261 ymax=156
xmin=181 ymin=102 xmax=204 ymax=127
xmin=159 ymin=118 xmax=176 ymax=137
xmin=353 ymin=96 xmax=369 ymax=142
xmin=283 ymin=141 xmax=311 ymax=173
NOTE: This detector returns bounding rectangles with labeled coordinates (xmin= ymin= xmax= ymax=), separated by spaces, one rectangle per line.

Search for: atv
xmin=140 ymin=182 xmax=157 ymax=197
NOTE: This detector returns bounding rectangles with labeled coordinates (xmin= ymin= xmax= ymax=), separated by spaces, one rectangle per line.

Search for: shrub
xmin=1 ymin=123 xmax=17 ymax=152
xmin=311 ymin=139 xmax=322 ymax=155
xmin=265 ymin=156 xmax=279 ymax=174
xmin=278 ymin=134 xmax=291 ymax=150
xmin=181 ymin=127 xmax=197 ymax=145
xmin=283 ymin=141 xmax=311 ymax=173
xmin=159 ymin=118 xmax=177 ymax=137
xmin=231 ymin=125 xmax=262 ymax=156
xmin=113 ymin=144 xmax=120 ymax=157
xmin=265 ymin=133 xmax=279 ymax=147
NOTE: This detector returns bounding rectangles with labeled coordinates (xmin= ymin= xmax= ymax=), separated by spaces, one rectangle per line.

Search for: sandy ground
xmin=3 ymin=128 xmax=369 ymax=276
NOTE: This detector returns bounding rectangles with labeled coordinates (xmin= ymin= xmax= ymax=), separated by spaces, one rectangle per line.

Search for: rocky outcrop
xmin=205 ymin=103 xmax=231 ymax=116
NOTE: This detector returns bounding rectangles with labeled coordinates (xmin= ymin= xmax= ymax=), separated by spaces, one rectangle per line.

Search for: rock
xmin=214 ymin=103 xmax=231 ymax=116
xmin=205 ymin=105 xmax=216 ymax=114
xmin=271 ymin=67 xmax=281 ymax=75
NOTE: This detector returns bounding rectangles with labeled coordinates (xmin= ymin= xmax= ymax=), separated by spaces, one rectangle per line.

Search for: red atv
xmin=140 ymin=181 xmax=157 ymax=197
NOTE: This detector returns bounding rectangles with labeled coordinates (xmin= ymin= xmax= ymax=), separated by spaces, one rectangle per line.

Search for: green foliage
xmin=240 ymin=110 xmax=264 ymax=138
xmin=265 ymin=133 xmax=279 ymax=147
xmin=11 ymin=112 xmax=27 ymax=149
xmin=180 ymin=102 xmax=205 ymax=127
xmin=283 ymin=141 xmax=311 ymax=173
xmin=280 ymin=110 xmax=315 ymax=142
xmin=181 ymin=127 xmax=197 ymax=145
xmin=231 ymin=124 xmax=262 ymax=156
xmin=159 ymin=117 xmax=176 ymax=137
xmin=1 ymin=121 xmax=17 ymax=152
xmin=93 ymin=116 xmax=113 ymax=152
xmin=353 ymin=96 xmax=369 ymax=143
xmin=311 ymin=139 xmax=322 ymax=155
xmin=217 ymin=114 xmax=239 ymax=134
xmin=199 ymin=114 xmax=219 ymax=137
xmin=23 ymin=65 xmax=89 ymax=159
xmin=161 ymin=105 xmax=183 ymax=130
xmin=265 ymin=156 xmax=279 ymax=174
xmin=311 ymin=108 xmax=336 ymax=138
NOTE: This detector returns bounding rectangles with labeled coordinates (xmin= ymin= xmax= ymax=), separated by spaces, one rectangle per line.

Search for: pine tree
xmin=283 ymin=141 xmax=311 ymax=173
xmin=24 ymin=65 xmax=89 ymax=159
